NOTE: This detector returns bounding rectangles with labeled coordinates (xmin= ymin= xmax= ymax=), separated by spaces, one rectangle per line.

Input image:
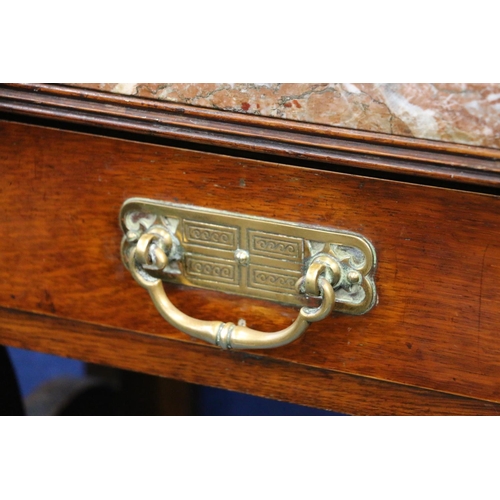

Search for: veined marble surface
xmin=70 ymin=83 xmax=500 ymax=149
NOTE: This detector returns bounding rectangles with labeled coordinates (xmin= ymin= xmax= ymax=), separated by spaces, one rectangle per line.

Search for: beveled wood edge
xmin=11 ymin=83 xmax=500 ymax=158
xmin=1 ymin=83 xmax=499 ymax=189
xmin=1 ymin=306 xmax=499 ymax=416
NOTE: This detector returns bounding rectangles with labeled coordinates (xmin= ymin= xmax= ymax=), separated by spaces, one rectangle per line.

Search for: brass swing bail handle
xmin=127 ymin=228 xmax=336 ymax=350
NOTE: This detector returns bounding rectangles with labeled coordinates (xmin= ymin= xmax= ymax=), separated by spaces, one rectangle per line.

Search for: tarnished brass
xmin=120 ymin=198 xmax=377 ymax=349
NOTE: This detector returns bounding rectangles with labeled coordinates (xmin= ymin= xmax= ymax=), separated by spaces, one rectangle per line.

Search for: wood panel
xmin=1 ymin=119 xmax=500 ymax=412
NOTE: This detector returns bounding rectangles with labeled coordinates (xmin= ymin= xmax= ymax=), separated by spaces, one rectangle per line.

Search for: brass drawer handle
xmin=128 ymin=236 xmax=335 ymax=350
xmin=121 ymin=199 xmax=377 ymax=350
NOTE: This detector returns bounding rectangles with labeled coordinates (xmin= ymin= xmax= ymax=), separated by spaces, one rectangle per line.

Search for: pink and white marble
xmin=70 ymin=83 xmax=500 ymax=149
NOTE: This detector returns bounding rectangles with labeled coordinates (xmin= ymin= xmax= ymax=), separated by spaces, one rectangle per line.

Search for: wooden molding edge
xmin=1 ymin=306 xmax=499 ymax=416
xmin=1 ymin=83 xmax=499 ymax=188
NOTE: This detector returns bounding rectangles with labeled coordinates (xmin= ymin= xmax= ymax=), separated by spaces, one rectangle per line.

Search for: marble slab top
xmin=69 ymin=83 xmax=500 ymax=149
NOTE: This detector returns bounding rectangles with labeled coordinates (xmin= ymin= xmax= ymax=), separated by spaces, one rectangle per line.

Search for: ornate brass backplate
xmin=120 ymin=198 xmax=376 ymax=316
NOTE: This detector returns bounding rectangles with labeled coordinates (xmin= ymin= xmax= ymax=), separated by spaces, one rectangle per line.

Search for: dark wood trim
xmin=8 ymin=83 xmax=500 ymax=158
xmin=2 ymin=306 xmax=499 ymax=416
xmin=1 ymin=83 xmax=499 ymax=189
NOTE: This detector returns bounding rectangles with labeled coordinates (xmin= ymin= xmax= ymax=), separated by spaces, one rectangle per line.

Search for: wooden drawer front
xmin=2 ymin=120 xmax=500 ymax=413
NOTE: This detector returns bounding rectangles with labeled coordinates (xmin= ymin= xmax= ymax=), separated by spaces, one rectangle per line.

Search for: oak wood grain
xmin=1 ymin=119 xmax=500 ymax=412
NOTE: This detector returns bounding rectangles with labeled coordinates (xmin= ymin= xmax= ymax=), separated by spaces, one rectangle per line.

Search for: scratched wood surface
xmin=1 ymin=119 xmax=500 ymax=413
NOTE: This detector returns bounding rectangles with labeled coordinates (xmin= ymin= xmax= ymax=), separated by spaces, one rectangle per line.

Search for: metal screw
xmin=234 ymin=249 xmax=250 ymax=266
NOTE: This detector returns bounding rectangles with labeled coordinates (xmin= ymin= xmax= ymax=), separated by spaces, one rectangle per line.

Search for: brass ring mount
xmin=128 ymin=236 xmax=335 ymax=350
xmin=120 ymin=199 xmax=377 ymax=350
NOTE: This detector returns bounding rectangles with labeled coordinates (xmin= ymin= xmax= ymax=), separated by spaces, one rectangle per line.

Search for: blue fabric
xmin=6 ymin=347 xmax=84 ymax=397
